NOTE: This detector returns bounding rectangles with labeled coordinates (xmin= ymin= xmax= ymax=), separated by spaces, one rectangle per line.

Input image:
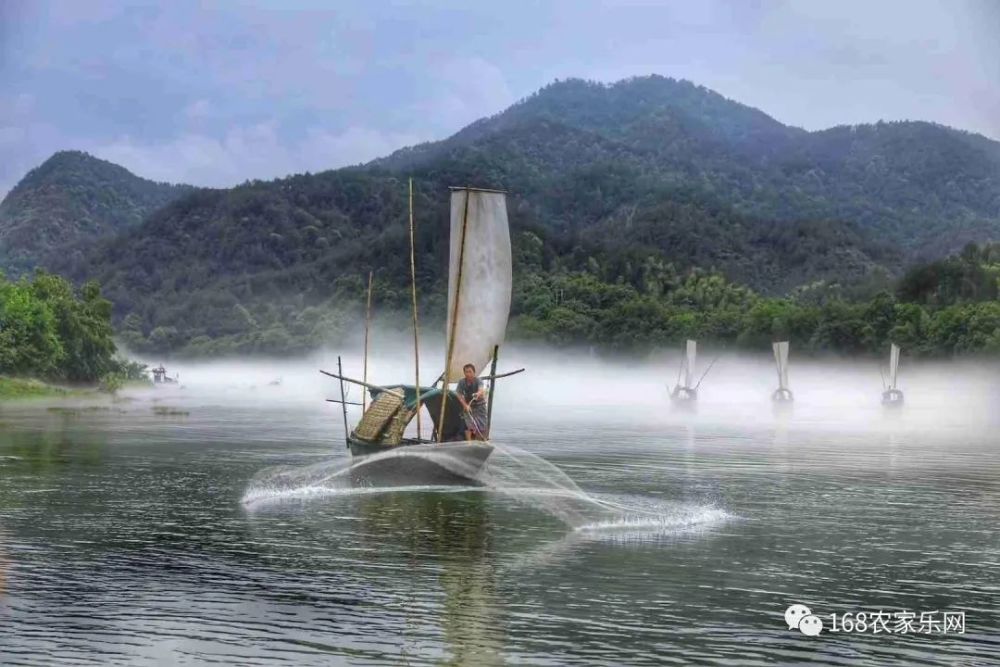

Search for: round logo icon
xmin=784 ymin=604 xmax=812 ymax=630
xmin=798 ymin=614 xmax=823 ymax=636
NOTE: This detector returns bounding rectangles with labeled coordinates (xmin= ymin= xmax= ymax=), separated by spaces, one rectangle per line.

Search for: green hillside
xmin=0 ymin=150 xmax=195 ymax=275
xmin=379 ymin=77 xmax=1000 ymax=254
xmin=9 ymin=75 xmax=996 ymax=356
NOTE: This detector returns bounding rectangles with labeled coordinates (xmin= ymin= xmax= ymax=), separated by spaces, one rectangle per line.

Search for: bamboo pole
xmin=481 ymin=368 xmax=525 ymax=380
xmin=362 ymin=270 xmax=373 ymax=410
xmin=337 ymin=356 xmax=350 ymax=449
xmin=438 ymin=188 xmax=471 ymax=442
xmin=326 ymin=398 xmax=363 ymax=406
xmin=319 ymin=369 xmax=404 ymax=398
xmin=694 ymin=356 xmax=719 ymax=390
xmin=409 ymin=177 xmax=422 ymax=440
xmin=486 ymin=344 xmax=499 ymax=439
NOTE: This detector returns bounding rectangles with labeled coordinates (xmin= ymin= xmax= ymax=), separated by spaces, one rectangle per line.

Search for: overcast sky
xmin=1 ymin=0 xmax=998 ymax=196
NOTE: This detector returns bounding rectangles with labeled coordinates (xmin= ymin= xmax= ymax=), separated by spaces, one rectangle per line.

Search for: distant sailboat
xmin=881 ymin=343 xmax=904 ymax=407
xmin=321 ymin=186 xmax=523 ymax=482
xmin=151 ymin=364 xmax=178 ymax=385
xmin=772 ymin=341 xmax=793 ymax=403
xmin=670 ymin=339 xmax=699 ymax=405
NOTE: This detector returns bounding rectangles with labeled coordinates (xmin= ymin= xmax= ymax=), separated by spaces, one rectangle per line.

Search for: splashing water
xmin=242 ymin=442 xmax=490 ymax=504
xmin=479 ymin=442 xmax=732 ymax=536
xmin=242 ymin=441 xmax=732 ymax=537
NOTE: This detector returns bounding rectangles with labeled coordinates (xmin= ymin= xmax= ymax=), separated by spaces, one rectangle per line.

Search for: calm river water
xmin=1 ymin=354 xmax=998 ymax=665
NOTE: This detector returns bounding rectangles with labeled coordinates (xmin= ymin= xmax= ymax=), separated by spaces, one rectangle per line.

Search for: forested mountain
xmin=379 ymin=77 xmax=1000 ymax=256
xmin=60 ymin=166 xmax=901 ymax=356
xmin=0 ymin=151 xmax=194 ymax=275
xmin=7 ymin=75 xmax=998 ymax=356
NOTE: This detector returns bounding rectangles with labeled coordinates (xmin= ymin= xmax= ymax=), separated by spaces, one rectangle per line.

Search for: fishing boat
xmin=771 ymin=341 xmax=793 ymax=403
xmin=151 ymin=365 xmax=178 ymax=384
xmin=321 ymin=185 xmax=522 ymax=483
xmin=670 ymin=340 xmax=698 ymax=405
xmin=881 ymin=343 xmax=904 ymax=407
xmin=669 ymin=339 xmax=717 ymax=408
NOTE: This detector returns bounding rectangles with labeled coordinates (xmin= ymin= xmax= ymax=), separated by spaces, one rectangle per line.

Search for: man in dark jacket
xmin=455 ymin=363 xmax=487 ymax=441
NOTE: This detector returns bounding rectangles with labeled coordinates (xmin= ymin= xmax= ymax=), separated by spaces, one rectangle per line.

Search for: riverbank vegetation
xmin=0 ymin=271 xmax=147 ymax=394
xmin=115 ymin=241 xmax=1000 ymax=359
xmin=508 ymin=240 xmax=1000 ymax=356
xmin=0 ymin=376 xmax=76 ymax=399
xmin=3 ymin=248 xmax=997 ymax=366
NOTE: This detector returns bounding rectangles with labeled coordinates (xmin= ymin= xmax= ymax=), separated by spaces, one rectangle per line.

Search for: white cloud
xmin=420 ymin=57 xmax=515 ymax=130
xmin=0 ymin=126 xmax=27 ymax=145
xmin=0 ymin=94 xmax=64 ymax=198
xmin=182 ymin=99 xmax=214 ymax=120
xmin=12 ymin=93 xmax=35 ymax=116
xmin=86 ymin=122 xmax=428 ymax=187
xmin=4 ymin=0 xmax=999 ymax=200
xmin=302 ymin=126 xmax=428 ymax=167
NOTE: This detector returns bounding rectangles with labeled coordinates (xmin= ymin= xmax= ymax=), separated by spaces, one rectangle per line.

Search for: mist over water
xmin=186 ymin=341 xmax=999 ymax=532
xmin=2 ymin=342 xmax=998 ymax=665
xmin=150 ymin=339 xmax=1000 ymax=435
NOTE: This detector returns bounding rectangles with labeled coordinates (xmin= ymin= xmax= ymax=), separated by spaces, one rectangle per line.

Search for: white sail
xmin=889 ymin=343 xmax=900 ymax=390
xmin=444 ymin=188 xmax=512 ymax=380
xmin=773 ymin=341 xmax=790 ymax=390
xmin=684 ymin=339 xmax=697 ymax=388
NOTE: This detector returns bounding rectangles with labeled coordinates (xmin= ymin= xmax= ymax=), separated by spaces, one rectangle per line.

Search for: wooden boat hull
xmin=670 ymin=385 xmax=698 ymax=409
xmin=882 ymin=389 xmax=904 ymax=408
xmin=772 ymin=388 xmax=794 ymax=404
xmin=348 ymin=439 xmax=494 ymax=487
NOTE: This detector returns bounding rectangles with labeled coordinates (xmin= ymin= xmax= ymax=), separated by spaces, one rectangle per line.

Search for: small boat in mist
xmin=881 ymin=343 xmax=904 ymax=407
xmin=670 ymin=340 xmax=698 ymax=406
xmin=151 ymin=364 xmax=178 ymax=385
xmin=669 ymin=340 xmax=717 ymax=407
xmin=322 ymin=185 xmax=523 ymax=485
xmin=771 ymin=341 xmax=793 ymax=403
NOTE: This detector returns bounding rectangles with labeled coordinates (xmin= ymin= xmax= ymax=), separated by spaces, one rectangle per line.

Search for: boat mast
xmin=486 ymin=344 xmax=499 ymax=438
xmin=409 ymin=178 xmax=423 ymax=440
xmin=889 ymin=343 xmax=900 ymax=390
xmin=362 ymin=271 xmax=373 ymax=410
xmin=685 ymin=339 xmax=696 ymax=389
xmin=337 ymin=355 xmax=350 ymax=448
xmin=773 ymin=341 xmax=789 ymax=390
xmin=674 ymin=348 xmax=684 ymax=389
xmin=438 ymin=187 xmax=472 ymax=441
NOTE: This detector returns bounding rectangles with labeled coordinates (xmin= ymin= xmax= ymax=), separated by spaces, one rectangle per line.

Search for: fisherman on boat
xmin=455 ymin=363 xmax=488 ymax=441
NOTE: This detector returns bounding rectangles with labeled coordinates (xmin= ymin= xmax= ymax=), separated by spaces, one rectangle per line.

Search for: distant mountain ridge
xmin=2 ymin=75 xmax=998 ymax=355
xmin=0 ymin=150 xmax=194 ymax=275
xmin=376 ymin=77 xmax=803 ymax=171
xmin=376 ymin=77 xmax=1000 ymax=256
